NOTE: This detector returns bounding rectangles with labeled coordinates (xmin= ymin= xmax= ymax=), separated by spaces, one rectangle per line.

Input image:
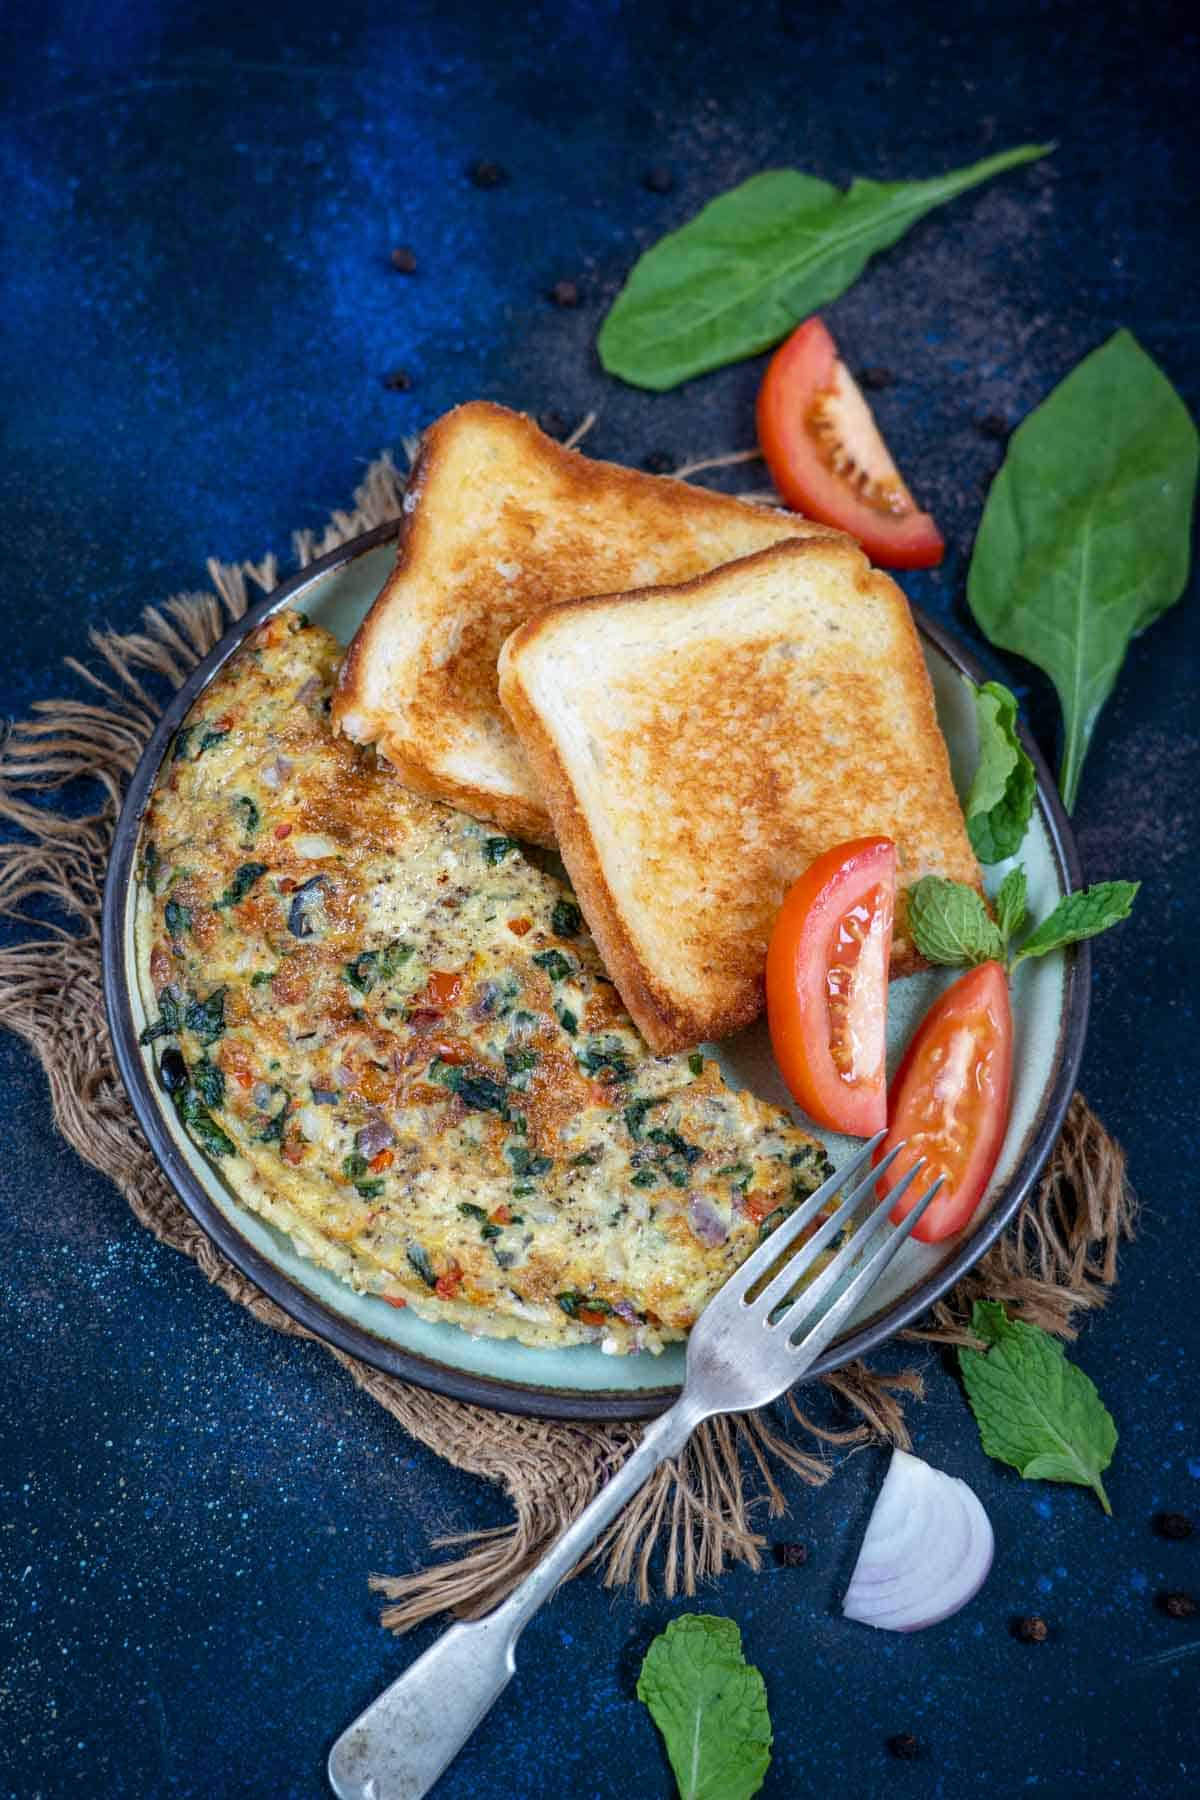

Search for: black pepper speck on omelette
xmin=135 ymin=610 xmax=832 ymax=1352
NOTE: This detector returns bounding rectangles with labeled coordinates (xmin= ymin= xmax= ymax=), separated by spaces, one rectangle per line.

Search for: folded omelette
xmin=134 ymin=609 xmax=832 ymax=1352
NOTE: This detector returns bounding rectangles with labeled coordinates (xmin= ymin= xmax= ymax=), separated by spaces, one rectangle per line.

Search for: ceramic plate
xmin=103 ymin=522 xmax=1088 ymax=1419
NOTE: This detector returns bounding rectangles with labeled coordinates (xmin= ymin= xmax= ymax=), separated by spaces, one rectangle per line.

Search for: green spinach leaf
xmin=965 ymin=681 xmax=1036 ymax=863
xmin=183 ymin=988 xmax=226 ymax=1046
xmin=599 ymin=145 xmax=1050 ymax=390
xmin=214 ymin=861 xmax=268 ymax=910
xmin=192 ymin=1056 xmax=225 ymax=1110
xmin=532 ymin=949 xmax=572 ymax=982
xmin=175 ymin=1086 xmax=235 ymax=1159
xmin=407 ymin=1242 xmax=437 ymax=1288
xmin=551 ymin=898 xmax=583 ymax=938
xmin=436 ymin=1065 xmax=509 ymax=1114
xmin=969 ymin=330 xmax=1198 ymax=810
xmin=164 ymin=899 xmax=193 ymax=940
xmin=483 ymin=836 xmax=521 ymax=865
xmin=138 ymin=986 xmax=182 ymax=1045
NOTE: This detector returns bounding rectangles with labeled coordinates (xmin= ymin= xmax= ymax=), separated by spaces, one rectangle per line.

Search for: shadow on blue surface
xmin=1 ymin=1 xmax=1198 ymax=1795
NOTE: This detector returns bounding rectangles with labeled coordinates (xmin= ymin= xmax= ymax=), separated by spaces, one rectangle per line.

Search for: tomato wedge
xmin=756 ymin=316 xmax=944 ymax=569
xmin=876 ymin=960 xmax=1013 ymax=1243
xmin=766 ymin=837 xmax=896 ymax=1137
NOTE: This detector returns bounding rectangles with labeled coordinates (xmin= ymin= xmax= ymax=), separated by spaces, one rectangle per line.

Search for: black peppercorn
xmin=858 ymin=366 xmax=895 ymax=391
xmin=644 ymin=166 xmax=675 ymax=194
xmin=1159 ymin=1590 xmax=1198 ymax=1619
xmin=468 ymin=159 xmax=508 ymax=188
xmin=977 ymin=413 xmax=1011 ymax=441
xmin=642 ymin=450 xmax=675 ymax=475
xmin=381 ymin=369 xmax=412 ymax=391
xmin=772 ymin=1541 xmax=808 ymax=1568
xmin=1155 ymin=1512 xmax=1195 ymax=1541
xmin=887 ymin=1733 xmax=922 ymax=1761
xmin=1012 ymin=1614 xmax=1050 ymax=1643
xmin=539 ymin=410 xmax=569 ymax=440
xmin=389 ymin=246 xmax=417 ymax=274
xmin=549 ymin=279 xmax=580 ymax=308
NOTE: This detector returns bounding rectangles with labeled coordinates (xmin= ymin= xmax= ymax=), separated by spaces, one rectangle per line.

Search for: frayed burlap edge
xmin=0 ymin=443 xmax=1136 ymax=1634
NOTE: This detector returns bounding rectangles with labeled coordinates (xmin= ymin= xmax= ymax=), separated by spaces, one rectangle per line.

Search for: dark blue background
xmin=2 ymin=3 xmax=1198 ymax=1796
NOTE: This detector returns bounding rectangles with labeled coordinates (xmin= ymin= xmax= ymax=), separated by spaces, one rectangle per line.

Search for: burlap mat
xmin=0 ymin=447 xmax=1136 ymax=1633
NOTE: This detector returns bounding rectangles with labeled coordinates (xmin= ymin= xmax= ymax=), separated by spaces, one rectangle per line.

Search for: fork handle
xmin=327 ymin=1398 xmax=702 ymax=1800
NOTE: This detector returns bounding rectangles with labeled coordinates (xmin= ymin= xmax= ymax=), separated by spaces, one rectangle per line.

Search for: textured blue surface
xmin=2 ymin=2 xmax=1198 ymax=1796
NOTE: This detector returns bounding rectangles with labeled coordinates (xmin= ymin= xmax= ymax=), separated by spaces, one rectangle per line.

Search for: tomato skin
xmin=424 ymin=969 xmax=463 ymax=1010
xmin=877 ymin=960 xmax=1013 ymax=1243
xmin=766 ymin=837 xmax=896 ymax=1138
xmin=756 ymin=317 xmax=944 ymax=570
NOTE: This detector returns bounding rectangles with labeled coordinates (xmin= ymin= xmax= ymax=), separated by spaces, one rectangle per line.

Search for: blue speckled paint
xmin=1 ymin=3 xmax=1197 ymax=1796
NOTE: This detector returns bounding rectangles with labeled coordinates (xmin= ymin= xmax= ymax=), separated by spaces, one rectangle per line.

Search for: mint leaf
xmin=599 ymin=146 xmax=1051 ymax=390
xmin=965 ymin=681 xmax=1036 ymax=863
xmin=907 ymin=876 xmax=1004 ymax=967
xmin=1011 ymin=881 xmax=1139 ymax=968
xmin=993 ymin=866 xmax=1028 ymax=947
xmin=959 ymin=1301 xmax=1117 ymax=1514
xmin=969 ymin=330 xmax=1199 ymax=810
xmin=638 ymin=1614 xmax=771 ymax=1800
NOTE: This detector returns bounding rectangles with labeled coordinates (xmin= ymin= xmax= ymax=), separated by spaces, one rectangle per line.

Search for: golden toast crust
xmin=499 ymin=539 xmax=982 ymax=1053
xmin=332 ymin=401 xmax=837 ymax=840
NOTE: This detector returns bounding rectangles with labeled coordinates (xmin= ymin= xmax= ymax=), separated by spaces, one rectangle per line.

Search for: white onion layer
xmin=843 ymin=1448 xmax=994 ymax=1632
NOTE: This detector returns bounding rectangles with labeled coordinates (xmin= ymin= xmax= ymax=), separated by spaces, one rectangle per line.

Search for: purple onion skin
xmin=356 ymin=1117 xmax=396 ymax=1159
xmin=687 ymin=1195 xmax=729 ymax=1247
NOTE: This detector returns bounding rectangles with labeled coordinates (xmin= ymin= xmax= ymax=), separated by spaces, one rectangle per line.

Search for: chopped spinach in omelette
xmin=135 ymin=610 xmax=832 ymax=1352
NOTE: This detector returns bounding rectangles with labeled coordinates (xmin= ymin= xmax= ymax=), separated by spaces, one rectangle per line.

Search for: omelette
xmin=134 ymin=609 xmax=832 ymax=1353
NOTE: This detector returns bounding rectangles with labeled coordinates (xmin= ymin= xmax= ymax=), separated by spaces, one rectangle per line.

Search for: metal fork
xmin=328 ymin=1133 xmax=941 ymax=1800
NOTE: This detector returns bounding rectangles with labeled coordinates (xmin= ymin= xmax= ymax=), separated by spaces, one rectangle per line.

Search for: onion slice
xmin=843 ymin=1448 xmax=994 ymax=1632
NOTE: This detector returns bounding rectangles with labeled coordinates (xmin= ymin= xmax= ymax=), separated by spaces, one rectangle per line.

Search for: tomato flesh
xmin=756 ymin=316 xmax=944 ymax=569
xmin=877 ymin=960 xmax=1013 ymax=1243
xmin=766 ymin=837 xmax=896 ymax=1137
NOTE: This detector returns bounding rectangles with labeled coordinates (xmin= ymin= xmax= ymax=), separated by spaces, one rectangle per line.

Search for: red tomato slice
xmin=756 ymin=317 xmax=944 ymax=569
xmin=877 ymin=960 xmax=1013 ymax=1243
xmin=766 ymin=837 xmax=896 ymax=1137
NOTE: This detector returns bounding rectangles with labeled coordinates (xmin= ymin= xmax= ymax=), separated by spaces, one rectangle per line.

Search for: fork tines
xmin=717 ymin=1131 xmax=944 ymax=1367
xmin=720 ymin=1130 xmax=888 ymax=1307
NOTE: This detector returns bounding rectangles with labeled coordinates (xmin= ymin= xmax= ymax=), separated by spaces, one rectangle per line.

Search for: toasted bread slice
xmin=332 ymin=401 xmax=838 ymax=841
xmin=498 ymin=539 xmax=980 ymax=1052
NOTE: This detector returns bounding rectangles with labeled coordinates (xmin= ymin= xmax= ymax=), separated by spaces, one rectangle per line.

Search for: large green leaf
xmin=968 ymin=330 xmax=1198 ymax=810
xmin=598 ymin=145 xmax=1050 ymax=391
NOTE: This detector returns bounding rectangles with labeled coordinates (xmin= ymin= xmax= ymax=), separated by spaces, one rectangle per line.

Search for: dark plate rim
xmin=102 ymin=521 xmax=1089 ymax=1421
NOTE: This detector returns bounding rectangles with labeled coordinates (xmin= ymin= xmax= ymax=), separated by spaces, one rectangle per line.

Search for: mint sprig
xmin=959 ymin=1301 xmax=1117 ymax=1514
xmin=906 ymin=876 xmax=1004 ymax=967
xmin=907 ymin=872 xmax=1137 ymax=972
xmin=638 ymin=1614 xmax=771 ymax=1800
xmin=1011 ymin=881 xmax=1140 ymax=968
xmin=992 ymin=865 xmax=1028 ymax=944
